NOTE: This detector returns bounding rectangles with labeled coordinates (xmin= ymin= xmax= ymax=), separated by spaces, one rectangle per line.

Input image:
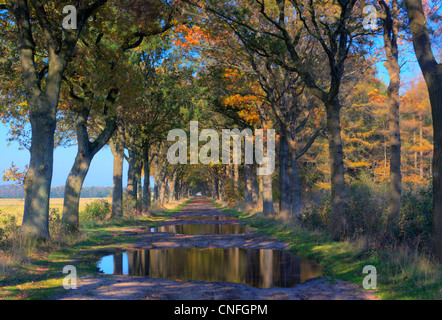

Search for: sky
xmin=0 ymin=124 xmax=128 ymax=187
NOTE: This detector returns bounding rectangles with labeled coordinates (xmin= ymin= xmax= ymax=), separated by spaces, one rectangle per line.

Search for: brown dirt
xmin=57 ymin=198 xmax=378 ymax=300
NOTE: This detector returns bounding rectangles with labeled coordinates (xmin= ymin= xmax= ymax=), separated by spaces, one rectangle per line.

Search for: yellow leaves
xmin=2 ymin=162 xmax=28 ymax=186
xmin=345 ymin=136 xmax=378 ymax=149
xmin=223 ymin=94 xmax=261 ymax=126
xmin=345 ymin=160 xmax=371 ymax=168
xmin=403 ymin=174 xmax=428 ymax=185
xmin=315 ymin=181 xmax=331 ymax=190
xmin=406 ymin=140 xmax=433 ymax=154
xmin=374 ymin=163 xmax=390 ymax=182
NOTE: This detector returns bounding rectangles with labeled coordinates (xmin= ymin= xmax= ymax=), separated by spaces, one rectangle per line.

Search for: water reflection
xmin=150 ymin=224 xmax=252 ymax=235
xmin=97 ymin=248 xmax=323 ymax=288
xmin=172 ymin=216 xmax=237 ymax=221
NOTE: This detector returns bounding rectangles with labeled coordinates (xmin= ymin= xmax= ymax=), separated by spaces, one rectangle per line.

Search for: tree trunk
xmin=135 ymin=158 xmax=142 ymax=211
xmin=404 ymin=0 xmax=442 ymax=261
xmin=169 ymin=168 xmax=178 ymax=203
xmin=61 ymin=89 xmax=117 ymax=231
xmin=262 ymin=172 xmax=274 ymax=215
xmin=158 ymin=165 xmax=168 ymax=204
xmin=286 ymin=132 xmax=302 ymax=218
xmin=381 ymin=0 xmax=402 ymax=232
xmin=218 ymin=176 xmax=223 ymax=201
xmin=13 ymin=0 xmax=62 ymax=239
xmin=154 ymin=182 xmax=159 ymax=201
xmin=251 ymin=163 xmax=259 ymax=207
xmin=62 ymin=153 xmax=92 ymax=231
xmin=62 ymin=111 xmax=117 ymax=230
xmin=158 ymin=182 xmax=165 ymax=204
xmin=22 ymin=111 xmax=56 ymax=240
xmin=325 ymin=99 xmax=347 ymax=237
xmin=290 ymin=150 xmax=301 ymax=218
xmin=111 ymin=125 xmax=124 ymax=219
xmin=233 ymin=163 xmax=239 ymax=193
xmin=387 ymin=80 xmax=402 ymax=230
xmin=244 ymin=164 xmax=252 ymax=208
xmin=212 ymin=172 xmax=219 ymax=200
xmin=279 ymin=133 xmax=291 ymax=221
xmin=127 ymin=147 xmax=136 ymax=203
xmin=143 ymin=145 xmax=151 ymax=211
xmin=11 ymin=0 xmax=105 ymax=240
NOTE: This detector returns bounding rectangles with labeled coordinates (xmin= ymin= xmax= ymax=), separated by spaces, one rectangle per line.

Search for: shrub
xmin=344 ymin=180 xmax=388 ymax=237
xmin=393 ymin=184 xmax=433 ymax=249
xmin=224 ymin=180 xmax=242 ymax=208
xmin=0 ymin=211 xmax=20 ymax=245
xmin=80 ymin=200 xmax=111 ymax=222
xmin=301 ymin=178 xmax=433 ymax=250
xmin=301 ymin=191 xmax=331 ymax=230
xmin=301 ymin=177 xmax=389 ymax=236
xmin=48 ymin=208 xmax=63 ymax=238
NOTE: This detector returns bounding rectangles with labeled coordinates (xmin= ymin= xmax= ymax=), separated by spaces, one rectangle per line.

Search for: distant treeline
xmin=0 ymin=185 xmax=113 ymax=199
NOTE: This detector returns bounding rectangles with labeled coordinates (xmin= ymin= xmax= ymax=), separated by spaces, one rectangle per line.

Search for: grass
xmin=0 ymin=198 xmax=190 ymax=300
xmin=0 ymin=198 xmax=105 ymax=224
xmin=211 ymin=199 xmax=442 ymax=300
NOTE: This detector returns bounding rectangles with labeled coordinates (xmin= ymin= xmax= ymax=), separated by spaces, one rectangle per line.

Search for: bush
xmin=393 ymin=184 xmax=433 ymax=249
xmin=301 ymin=191 xmax=331 ymax=230
xmin=224 ymin=180 xmax=242 ymax=208
xmin=301 ymin=177 xmax=388 ymax=236
xmin=48 ymin=208 xmax=63 ymax=238
xmin=301 ymin=178 xmax=433 ymax=250
xmin=80 ymin=200 xmax=111 ymax=222
xmin=0 ymin=211 xmax=20 ymax=245
xmin=344 ymin=180 xmax=388 ymax=237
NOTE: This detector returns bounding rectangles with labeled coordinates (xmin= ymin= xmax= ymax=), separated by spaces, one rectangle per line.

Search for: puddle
xmin=97 ymin=248 xmax=323 ymax=288
xmin=149 ymin=224 xmax=253 ymax=235
xmin=171 ymin=215 xmax=238 ymax=221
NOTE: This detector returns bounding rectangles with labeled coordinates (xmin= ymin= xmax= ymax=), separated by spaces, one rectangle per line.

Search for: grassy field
xmin=0 ymin=198 xmax=109 ymax=223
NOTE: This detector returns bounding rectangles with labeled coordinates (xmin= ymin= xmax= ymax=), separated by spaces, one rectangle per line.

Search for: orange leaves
xmin=403 ymin=174 xmax=428 ymax=185
xmin=221 ymin=68 xmax=241 ymax=79
xmin=172 ymin=25 xmax=214 ymax=50
xmin=311 ymin=108 xmax=325 ymax=128
xmin=368 ymin=89 xmax=387 ymax=104
xmin=401 ymin=79 xmax=431 ymax=116
xmin=217 ymin=65 xmax=266 ymax=127
xmin=222 ymin=94 xmax=259 ymax=107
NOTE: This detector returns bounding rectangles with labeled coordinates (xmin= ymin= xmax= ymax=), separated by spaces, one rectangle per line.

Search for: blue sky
xmin=0 ymin=124 xmax=128 ymax=187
